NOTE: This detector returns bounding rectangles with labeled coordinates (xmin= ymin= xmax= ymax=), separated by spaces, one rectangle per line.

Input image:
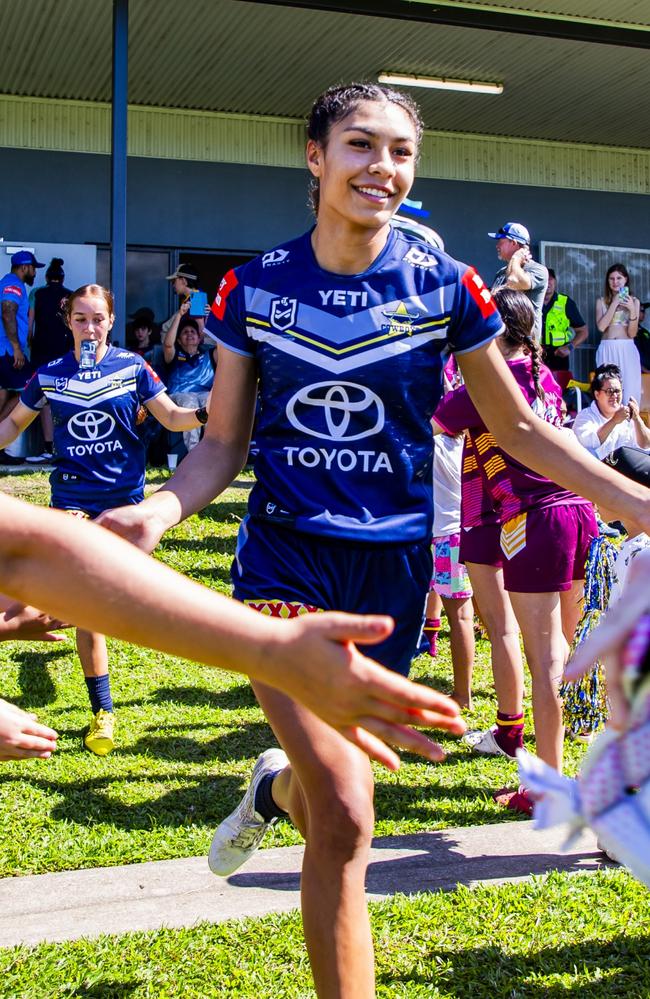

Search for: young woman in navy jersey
xmin=100 ymin=85 xmax=650 ymax=998
xmin=0 ymin=285 xmax=204 ymax=756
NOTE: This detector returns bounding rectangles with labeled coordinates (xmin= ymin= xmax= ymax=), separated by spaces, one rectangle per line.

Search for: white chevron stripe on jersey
xmin=243 ymin=325 xmax=449 ymax=373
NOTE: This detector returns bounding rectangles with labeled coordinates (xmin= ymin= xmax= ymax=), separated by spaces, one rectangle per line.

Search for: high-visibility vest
xmin=543 ymin=294 xmax=572 ymax=347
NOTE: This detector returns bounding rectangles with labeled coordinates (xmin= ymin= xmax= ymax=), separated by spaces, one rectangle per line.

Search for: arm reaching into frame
xmin=0 ymin=493 xmax=465 ymax=770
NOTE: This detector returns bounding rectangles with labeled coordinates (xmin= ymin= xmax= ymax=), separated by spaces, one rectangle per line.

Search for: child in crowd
xmin=434 ymin=288 xmax=598 ymax=814
xmin=424 ymin=359 xmax=475 ymax=710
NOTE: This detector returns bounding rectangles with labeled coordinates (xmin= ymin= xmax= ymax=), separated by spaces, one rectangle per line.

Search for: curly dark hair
xmin=590 ymin=364 xmax=622 ymax=394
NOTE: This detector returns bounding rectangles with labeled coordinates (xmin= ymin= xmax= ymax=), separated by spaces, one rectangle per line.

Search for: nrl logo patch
xmin=270 ymin=297 xmax=298 ymax=331
xmin=54 ymin=377 xmax=68 ymax=392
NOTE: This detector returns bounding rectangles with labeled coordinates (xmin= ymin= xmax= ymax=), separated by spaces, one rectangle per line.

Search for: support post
xmin=111 ymin=0 xmax=128 ymax=344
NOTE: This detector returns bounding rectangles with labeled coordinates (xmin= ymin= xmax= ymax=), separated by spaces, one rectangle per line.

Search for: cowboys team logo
xmin=381 ymin=301 xmax=420 ymax=335
xmin=68 ymin=410 xmax=115 ymax=442
xmin=55 ymin=377 xmax=68 ymax=392
xmin=286 ymin=381 xmax=384 ymax=441
xmin=270 ymin=297 xmax=298 ymax=331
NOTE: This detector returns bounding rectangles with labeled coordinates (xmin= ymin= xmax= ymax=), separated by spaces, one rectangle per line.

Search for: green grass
xmin=0 ymin=870 xmax=648 ymax=997
xmin=0 ymin=470 xmax=590 ymax=877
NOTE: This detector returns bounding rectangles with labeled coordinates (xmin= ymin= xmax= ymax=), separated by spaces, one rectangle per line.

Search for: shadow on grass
xmin=127 ymin=720 xmax=273 ymax=763
xmin=384 ymin=933 xmax=650 ymax=996
xmin=151 ymin=683 xmax=256 ymax=710
xmin=66 ymin=982 xmax=139 ymax=998
xmin=373 ymin=779 xmax=506 ymax=827
xmin=13 ymin=646 xmax=70 ymax=708
xmin=41 ymin=772 xmax=245 ymax=830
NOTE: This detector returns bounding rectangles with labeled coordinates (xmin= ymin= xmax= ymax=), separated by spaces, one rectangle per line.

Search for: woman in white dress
xmin=595 ymin=263 xmax=641 ymax=404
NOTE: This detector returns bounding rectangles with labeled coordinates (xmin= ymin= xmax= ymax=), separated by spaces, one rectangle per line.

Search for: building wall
xmin=4 ymin=147 xmax=648 ymax=284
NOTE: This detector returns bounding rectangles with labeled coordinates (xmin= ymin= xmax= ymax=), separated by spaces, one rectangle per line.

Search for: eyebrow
xmin=342 ymin=125 xmax=415 ymax=143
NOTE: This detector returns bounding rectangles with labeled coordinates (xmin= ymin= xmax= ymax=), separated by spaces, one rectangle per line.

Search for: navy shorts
xmin=232 ymin=517 xmax=433 ymax=676
xmin=0 ymin=351 xmax=33 ymax=391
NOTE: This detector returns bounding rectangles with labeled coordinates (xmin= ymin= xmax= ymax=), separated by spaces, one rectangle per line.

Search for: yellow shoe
xmin=84 ymin=709 xmax=116 ymax=756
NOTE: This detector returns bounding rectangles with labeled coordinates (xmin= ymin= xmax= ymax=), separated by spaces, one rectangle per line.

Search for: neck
xmin=310 ymin=216 xmax=390 ymax=275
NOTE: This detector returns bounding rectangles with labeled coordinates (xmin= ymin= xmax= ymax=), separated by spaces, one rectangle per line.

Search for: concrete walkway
xmin=0 ymin=821 xmax=604 ymax=949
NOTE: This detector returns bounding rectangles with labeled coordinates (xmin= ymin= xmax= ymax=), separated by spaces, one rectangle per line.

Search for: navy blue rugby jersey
xmin=21 ymin=345 xmax=165 ymax=510
xmin=206 ymin=227 xmax=503 ymax=542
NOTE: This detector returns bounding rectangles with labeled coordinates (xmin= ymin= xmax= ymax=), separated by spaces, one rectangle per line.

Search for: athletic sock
xmin=494 ymin=711 xmax=524 ymax=756
xmin=254 ymin=772 xmax=288 ymax=821
xmin=423 ymin=617 xmax=442 ymax=657
xmin=84 ymin=674 xmax=114 ymax=714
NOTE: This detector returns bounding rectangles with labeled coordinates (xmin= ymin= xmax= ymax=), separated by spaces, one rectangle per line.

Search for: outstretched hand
xmin=0 ymin=597 xmax=68 ymax=643
xmin=269 ymin=612 xmax=466 ymax=770
xmin=0 ymin=698 xmax=58 ymax=760
xmin=96 ymin=505 xmax=167 ymax=553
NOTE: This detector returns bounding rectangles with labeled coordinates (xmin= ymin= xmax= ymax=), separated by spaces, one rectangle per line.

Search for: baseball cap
xmin=166 ymin=264 xmax=198 ymax=281
xmin=11 ymin=250 xmax=45 ymax=268
xmin=487 ymin=222 xmax=530 ymax=245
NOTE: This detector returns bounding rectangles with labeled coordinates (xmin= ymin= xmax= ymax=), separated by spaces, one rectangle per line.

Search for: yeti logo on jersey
xmin=68 ymin=410 xmax=115 ymax=442
xmin=403 ymin=247 xmax=438 ymax=269
xmin=262 ymin=249 xmax=290 ymax=268
xmin=286 ymin=381 xmax=384 ymax=441
xmin=270 ymin=297 xmax=298 ymax=331
xmin=381 ymin=301 xmax=420 ymax=335
xmin=55 ymin=377 xmax=68 ymax=392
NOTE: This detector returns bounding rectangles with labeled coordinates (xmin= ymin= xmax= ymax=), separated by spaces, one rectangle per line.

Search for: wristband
xmin=195 ymin=406 xmax=208 ymax=425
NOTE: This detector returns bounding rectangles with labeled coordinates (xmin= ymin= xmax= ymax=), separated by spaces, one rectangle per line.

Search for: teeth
xmin=357 ymin=187 xmax=390 ymax=197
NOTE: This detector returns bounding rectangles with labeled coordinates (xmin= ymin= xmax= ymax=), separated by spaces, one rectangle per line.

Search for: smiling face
xmin=306 ymin=99 xmax=417 ymax=233
xmin=178 ymin=324 xmax=201 ymax=354
xmin=608 ymin=270 xmax=627 ymax=294
xmin=594 ymin=376 xmax=623 ymax=418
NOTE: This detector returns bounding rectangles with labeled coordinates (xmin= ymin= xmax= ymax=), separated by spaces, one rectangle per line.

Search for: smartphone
xmin=188 ymin=290 xmax=208 ymax=317
xmin=619 ymin=286 xmax=629 ymax=300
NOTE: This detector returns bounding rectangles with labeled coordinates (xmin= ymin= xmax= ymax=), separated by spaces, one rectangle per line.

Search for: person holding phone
xmin=596 ymin=263 xmax=641 ymax=404
xmin=163 ymin=263 xmax=206 ymax=335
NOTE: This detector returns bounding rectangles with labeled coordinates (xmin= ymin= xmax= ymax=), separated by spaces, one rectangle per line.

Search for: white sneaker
xmin=462 ymin=726 xmax=514 ymax=758
xmin=208 ymin=748 xmax=288 ymax=876
xmin=26 ymin=452 xmax=54 ymax=464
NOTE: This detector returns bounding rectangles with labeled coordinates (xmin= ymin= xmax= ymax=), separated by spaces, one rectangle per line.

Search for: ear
xmin=108 ymin=314 xmax=115 ymax=331
xmin=306 ymin=139 xmax=322 ymax=179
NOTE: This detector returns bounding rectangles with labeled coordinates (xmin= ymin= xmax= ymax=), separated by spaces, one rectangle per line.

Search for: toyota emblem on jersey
xmin=68 ymin=410 xmax=116 ymax=442
xmin=286 ymin=382 xmax=385 ymax=441
xmin=270 ymin=297 xmax=298 ymax=331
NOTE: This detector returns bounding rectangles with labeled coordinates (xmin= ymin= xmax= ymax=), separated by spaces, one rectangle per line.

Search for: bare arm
xmin=162 ymin=301 xmax=190 ymax=363
xmin=505 ymin=248 xmax=533 ymax=291
xmin=145 ymin=391 xmax=202 ymax=432
xmin=571 ymin=323 xmax=589 ymax=350
xmin=596 ymin=296 xmax=619 ymax=333
xmin=97 ymin=347 xmax=257 ymax=550
xmin=457 ymin=339 xmax=650 ymax=532
xmin=1 ymin=301 xmax=25 ymax=368
xmin=1 ymin=494 xmax=464 ymax=769
xmin=0 ymin=400 xmax=38 ymax=449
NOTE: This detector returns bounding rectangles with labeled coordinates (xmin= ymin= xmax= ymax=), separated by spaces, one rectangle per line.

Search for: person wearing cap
xmin=489 ymin=222 xmax=548 ymax=339
xmin=162 ymin=263 xmax=206 ymax=337
xmin=541 ymin=268 xmax=589 ymax=371
xmin=0 ymin=251 xmax=45 ymax=459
